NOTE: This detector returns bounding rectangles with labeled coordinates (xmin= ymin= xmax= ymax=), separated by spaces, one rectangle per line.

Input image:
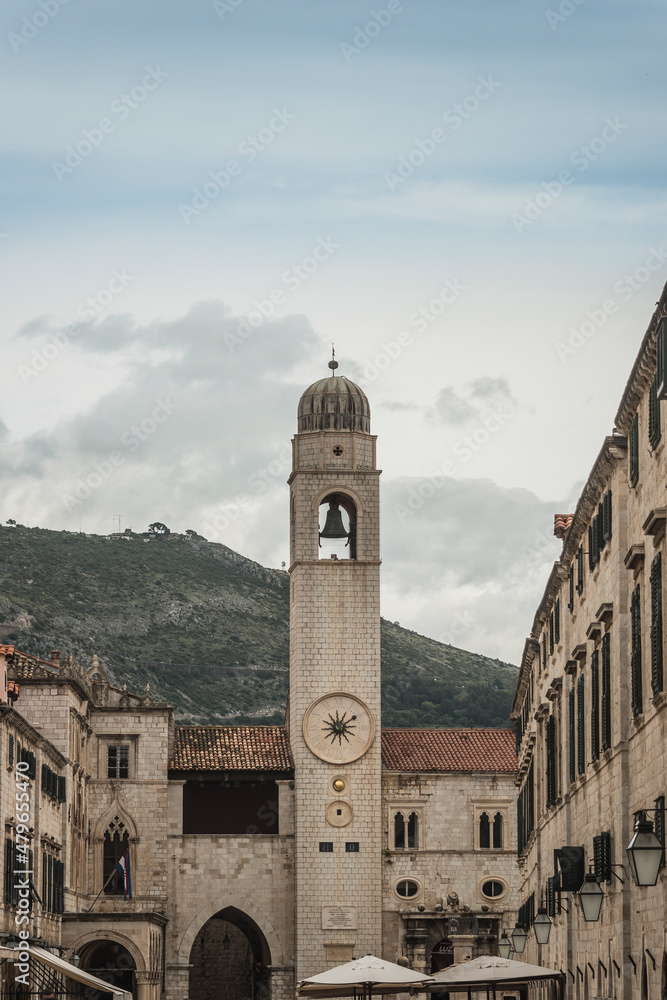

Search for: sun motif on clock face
xmin=303 ymin=693 xmax=375 ymax=763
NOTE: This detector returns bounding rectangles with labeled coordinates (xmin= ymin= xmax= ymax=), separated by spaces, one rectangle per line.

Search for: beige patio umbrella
xmin=427 ymin=956 xmax=564 ymax=1000
xmin=297 ymin=954 xmax=435 ymax=1000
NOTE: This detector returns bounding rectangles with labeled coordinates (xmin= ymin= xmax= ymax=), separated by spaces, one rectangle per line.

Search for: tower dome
xmin=298 ymin=375 xmax=370 ymax=433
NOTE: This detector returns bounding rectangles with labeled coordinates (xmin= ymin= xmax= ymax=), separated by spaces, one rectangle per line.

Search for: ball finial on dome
xmin=328 ymin=343 xmax=339 ymax=373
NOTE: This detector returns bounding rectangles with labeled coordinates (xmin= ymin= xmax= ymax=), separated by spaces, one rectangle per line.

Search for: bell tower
xmin=289 ymin=359 xmax=382 ymax=978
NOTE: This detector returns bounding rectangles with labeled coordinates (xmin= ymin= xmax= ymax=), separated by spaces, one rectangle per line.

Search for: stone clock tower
xmin=289 ymin=362 xmax=382 ymax=978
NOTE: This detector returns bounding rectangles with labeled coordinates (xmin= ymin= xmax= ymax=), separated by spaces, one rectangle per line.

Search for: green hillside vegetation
xmin=0 ymin=525 xmax=518 ymax=727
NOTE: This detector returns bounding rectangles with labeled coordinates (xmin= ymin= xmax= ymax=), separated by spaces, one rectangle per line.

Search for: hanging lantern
xmin=498 ymin=932 xmax=512 ymax=959
xmin=511 ymin=923 xmax=527 ymax=954
xmin=578 ymin=868 xmax=603 ymax=922
xmin=626 ymin=810 xmax=664 ymax=887
xmin=533 ymin=904 xmax=552 ymax=944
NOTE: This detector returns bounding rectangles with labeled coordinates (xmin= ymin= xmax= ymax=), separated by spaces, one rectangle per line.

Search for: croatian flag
xmin=115 ymin=850 xmax=132 ymax=900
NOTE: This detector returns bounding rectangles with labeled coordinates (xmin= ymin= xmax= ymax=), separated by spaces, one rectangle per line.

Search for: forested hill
xmin=0 ymin=525 xmax=518 ymax=727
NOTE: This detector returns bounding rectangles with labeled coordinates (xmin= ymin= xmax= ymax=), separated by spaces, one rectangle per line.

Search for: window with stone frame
xmin=392 ymin=808 xmax=421 ymax=850
xmin=474 ymin=802 xmax=510 ymax=851
xmin=103 ymin=818 xmax=130 ymax=895
xmin=107 ymin=744 xmax=129 ymax=778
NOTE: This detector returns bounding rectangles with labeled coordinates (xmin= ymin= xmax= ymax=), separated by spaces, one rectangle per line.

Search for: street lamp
xmin=626 ymin=810 xmax=664 ymax=887
xmin=578 ymin=868 xmax=603 ymax=922
xmin=498 ymin=932 xmax=512 ymax=959
xmin=533 ymin=903 xmax=552 ymax=945
xmin=511 ymin=923 xmax=527 ymax=954
xmin=71 ymin=953 xmax=81 ymax=968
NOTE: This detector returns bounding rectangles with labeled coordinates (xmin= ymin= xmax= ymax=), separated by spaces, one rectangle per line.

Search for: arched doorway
xmin=78 ymin=940 xmax=136 ymax=999
xmin=189 ymin=906 xmax=271 ymax=1000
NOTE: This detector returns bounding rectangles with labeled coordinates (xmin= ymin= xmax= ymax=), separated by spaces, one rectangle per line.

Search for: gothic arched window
xmin=394 ymin=813 xmax=405 ymax=849
xmin=407 ymin=812 xmax=419 ymax=849
xmin=103 ymin=818 xmax=129 ymax=895
xmin=479 ymin=812 xmax=491 ymax=849
xmin=493 ymin=812 xmax=504 ymax=849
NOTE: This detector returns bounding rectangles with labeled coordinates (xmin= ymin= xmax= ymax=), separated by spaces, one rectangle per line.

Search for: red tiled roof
xmin=381 ymin=728 xmax=517 ymax=773
xmin=170 ymin=725 xmax=294 ymax=771
xmin=0 ymin=646 xmax=15 ymax=656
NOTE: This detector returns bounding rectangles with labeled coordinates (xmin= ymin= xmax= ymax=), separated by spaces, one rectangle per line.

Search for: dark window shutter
xmin=549 ymin=613 xmax=554 ymax=655
xmin=577 ymin=674 xmax=585 ymax=774
xmin=5 ymin=841 xmax=13 ymax=905
xmin=568 ymin=565 xmax=574 ymax=612
xmin=655 ymin=796 xmax=665 ymax=870
xmin=41 ymin=763 xmax=48 ymax=791
xmin=597 ymin=503 xmax=605 ymax=552
xmin=602 ymin=491 xmax=612 ymax=542
xmin=517 ymin=792 xmax=524 ymax=856
xmin=569 ymin=687 xmax=576 ymax=782
xmin=601 ymin=632 xmax=611 ymax=750
xmin=651 ymin=552 xmax=663 ymax=696
xmin=9 ymin=734 xmax=14 ymax=767
xmin=542 ymin=634 xmax=547 ymax=672
xmin=42 ymin=852 xmax=47 ymax=910
xmin=555 ymin=598 xmax=561 ymax=644
xmin=591 ymin=649 xmax=600 ymax=761
xmin=631 ymin=584 xmax=643 ymax=715
xmin=576 ymin=546 xmax=584 ymax=594
xmin=546 ymin=715 xmax=556 ymax=807
xmin=593 ymin=831 xmax=612 ymax=883
xmin=57 ymin=776 xmax=66 ymax=803
xmin=629 ymin=413 xmax=639 ymax=487
xmin=649 ymin=374 xmax=662 ymax=448
xmin=28 ymin=849 xmax=34 ymax=912
xmin=588 ymin=524 xmax=595 ymax=572
xmin=657 ymin=317 xmax=667 ymax=400
xmin=546 ymin=875 xmax=557 ymax=917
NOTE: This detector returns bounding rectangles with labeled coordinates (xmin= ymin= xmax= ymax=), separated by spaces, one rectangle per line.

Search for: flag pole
xmin=87 ymin=867 xmax=119 ymax=912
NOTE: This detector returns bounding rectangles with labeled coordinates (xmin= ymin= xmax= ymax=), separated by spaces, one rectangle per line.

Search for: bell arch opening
xmin=189 ymin=906 xmax=271 ymax=1000
xmin=318 ymin=492 xmax=357 ymax=560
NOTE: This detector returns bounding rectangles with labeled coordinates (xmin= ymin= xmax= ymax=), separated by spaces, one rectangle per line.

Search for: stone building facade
xmin=512 ymin=285 xmax=667 ymax=1000
xmin=1 ymin=371 xmax=519 ymax=1000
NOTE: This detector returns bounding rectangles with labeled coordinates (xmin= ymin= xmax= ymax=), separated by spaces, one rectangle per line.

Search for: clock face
xmin=303 ymin=693 xmax=375 ymax=764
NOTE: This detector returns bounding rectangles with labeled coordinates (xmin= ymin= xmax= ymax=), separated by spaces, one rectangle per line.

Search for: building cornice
xmin=615 ymin=284 xmax=667 ymax=434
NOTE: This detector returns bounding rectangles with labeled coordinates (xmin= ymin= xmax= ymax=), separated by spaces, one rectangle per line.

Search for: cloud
xmin=431 ymin=377 xmax=516 ymax=428
xmin=0 ymin=301 xmax=322 ymax=552
xmin=379 ymin=474 xmax=565 ymax=660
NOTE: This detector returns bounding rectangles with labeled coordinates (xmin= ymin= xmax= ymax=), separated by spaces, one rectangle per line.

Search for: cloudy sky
xmin=2 ymin=0 xmax=666 ymax=663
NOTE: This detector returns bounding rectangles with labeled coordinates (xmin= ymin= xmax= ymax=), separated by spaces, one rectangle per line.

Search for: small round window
xmin=481 ymin=879 xmax=506 ymax=899
xmin=395 ymin=879 xmax=421 ymax=899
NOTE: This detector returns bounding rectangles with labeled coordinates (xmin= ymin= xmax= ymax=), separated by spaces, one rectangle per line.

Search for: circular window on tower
xmin=479 ymin=877 xmax=508 ymax=902
xmin=394 ymin=878 xmax=422 ymax=901
xmin=331 ymin=444 xmax=345 ymax=458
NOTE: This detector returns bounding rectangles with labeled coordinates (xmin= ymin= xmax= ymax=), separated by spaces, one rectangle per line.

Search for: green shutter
xmin=629 ymin=413 xmax=639 ymax=487
xmin=602 ymin=490 xmax=612 ymax=542
xmin=601 ymin=632 xmax=611 ymax=750
xmin=649 ymin=374 xmax=662 ymax=448
xmin=577 ymin=673 xmax=585 ymax=774
xmin=555 ymin=598 xmax=561 ymax=644
xmin=591 ymin=649 xmax=600 ymax=761
xmin=546 ymin=715 xmax=556 ymax=807
xmin=569 ymin=687 xmax=576 ymax=782
xmin=657 ymin=318 xmax=667 ymax=399
xmin=651 ymin=552 xmax=663 ymax=696
xmin=577 ymin=545 xmax=584 ymax=594
xmin=631 ymin=584 xmax=643 ymax=715
xmin=568 ymin=565 xmax=574 ymax=611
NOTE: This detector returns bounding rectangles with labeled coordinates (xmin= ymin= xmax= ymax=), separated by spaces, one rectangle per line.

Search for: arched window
xmin=493 ymin=812 xmax=504 ymax=849
xmin=103 ymin=818 xmax=129 ymax=895
xmin=479 ymin=812 xmax=490 ymax=849
xmin=394 ymin=813 xmax=405 ymax=849
xmin=393 ymin=811 xmax=419 ymax=850
xmin=407 ymin=812 xmax=419 ymax=849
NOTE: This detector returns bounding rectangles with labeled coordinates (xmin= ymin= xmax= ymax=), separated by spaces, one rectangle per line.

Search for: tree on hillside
xmin=6 ymin=519 xmax=16 ymax=527
xmin=148 ymin=522 xmax=170 ymax=538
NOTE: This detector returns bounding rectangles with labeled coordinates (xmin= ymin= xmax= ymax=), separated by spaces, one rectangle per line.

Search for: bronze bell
xmin=319 ymin=501 xmax=348 ymax=540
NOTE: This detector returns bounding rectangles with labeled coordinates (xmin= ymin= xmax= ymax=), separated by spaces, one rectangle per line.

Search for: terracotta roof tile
xmin=0 ymin=646 xmax=16 ymax=656
xmin=554 ymin=514 xmax=574 ymax=540
xmin=381 ymin=728 xmax=517 ymax=773
xmin=170 ymin=725 xmax=294 ymax=772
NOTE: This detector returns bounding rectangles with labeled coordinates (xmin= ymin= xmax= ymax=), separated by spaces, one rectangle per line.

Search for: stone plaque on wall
xmin=322 ymin=905 xmax=357 ymax=929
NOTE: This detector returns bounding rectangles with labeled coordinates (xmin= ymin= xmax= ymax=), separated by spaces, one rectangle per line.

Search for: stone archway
xmin=78 ymin=939 xmax=137 ymax=999
xmin=189 ymin=907 xmax=271 ymax=1000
